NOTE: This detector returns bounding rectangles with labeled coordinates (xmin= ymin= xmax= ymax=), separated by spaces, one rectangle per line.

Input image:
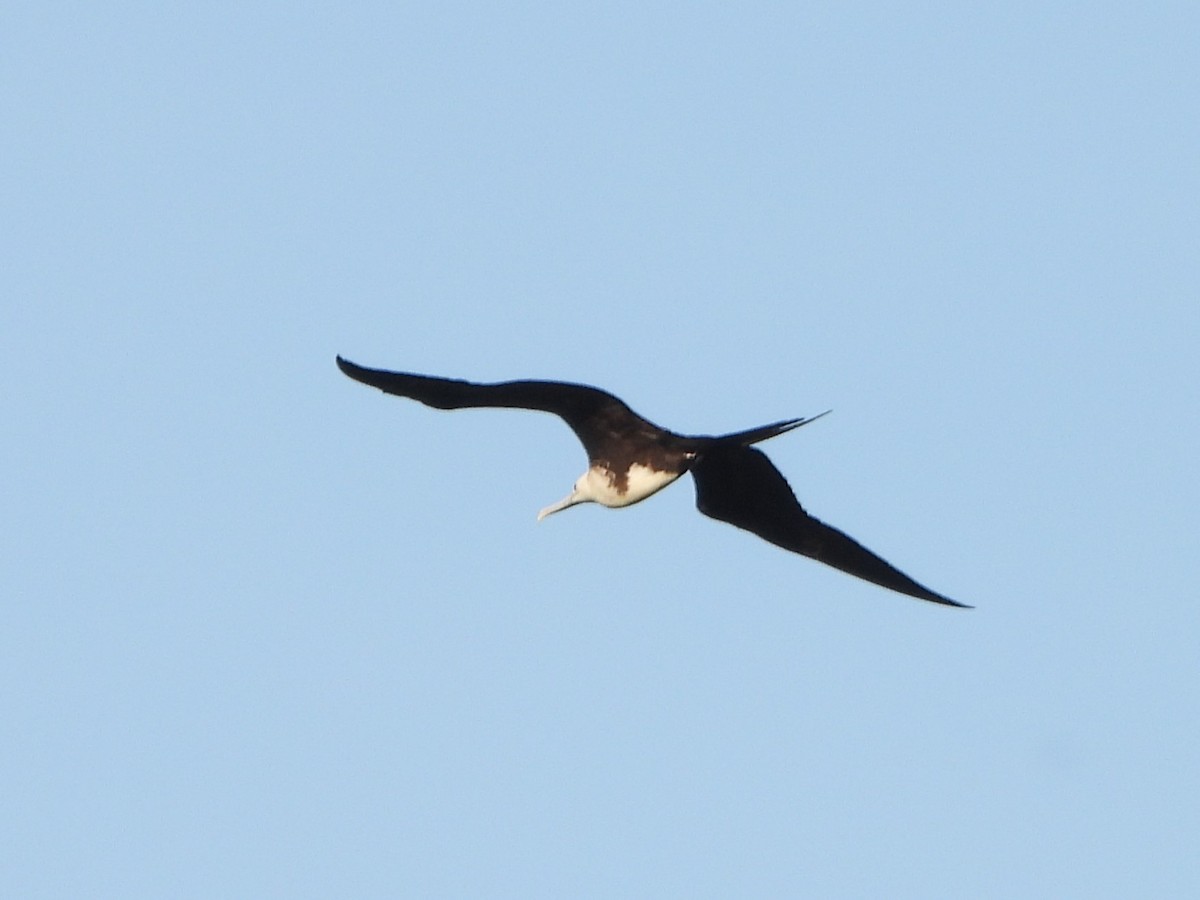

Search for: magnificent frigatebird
xmin=336 ymin=356 xmax=968 ymax=607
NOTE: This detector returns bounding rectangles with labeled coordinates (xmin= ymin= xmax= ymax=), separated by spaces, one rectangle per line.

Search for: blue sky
xmin=4 ymin=2 xmax=1198 ymax=896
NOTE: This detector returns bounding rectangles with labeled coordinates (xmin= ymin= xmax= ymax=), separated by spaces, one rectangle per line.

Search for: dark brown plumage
xmin=336 ymin=356 xmax=968 ymax=607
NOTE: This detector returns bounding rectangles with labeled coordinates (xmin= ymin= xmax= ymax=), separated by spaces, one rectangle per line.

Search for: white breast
xmin=587 ymin=463 xmax=683 ymax=508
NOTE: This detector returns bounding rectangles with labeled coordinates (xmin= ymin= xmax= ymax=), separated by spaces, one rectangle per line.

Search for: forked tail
xmin=716 ymin=410 xmax=831 ymax=446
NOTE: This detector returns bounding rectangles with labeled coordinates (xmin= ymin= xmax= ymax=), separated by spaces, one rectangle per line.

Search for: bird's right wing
xmin=691 ymin=444 xmax=968 ymax=607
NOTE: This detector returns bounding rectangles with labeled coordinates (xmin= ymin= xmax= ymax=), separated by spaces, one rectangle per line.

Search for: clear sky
xmin=5 ymin=2 xmax=1198 ymax=896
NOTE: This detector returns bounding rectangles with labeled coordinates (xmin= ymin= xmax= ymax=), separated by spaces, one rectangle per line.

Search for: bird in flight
xmin=336 ymin=356 xmax=968 ymax=607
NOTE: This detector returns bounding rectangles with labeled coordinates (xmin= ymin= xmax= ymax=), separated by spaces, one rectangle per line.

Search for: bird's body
xmin=336 ymin=356 xmax=968 ymax=608
xmin=559 ymin=462 xmax=685 ymax=511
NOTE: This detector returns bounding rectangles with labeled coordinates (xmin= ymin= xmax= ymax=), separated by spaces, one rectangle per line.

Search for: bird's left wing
xmin=336 ymin=356 xmax=655 ymax=458
xmin=690 ymin=444 xmax=968 ymax=607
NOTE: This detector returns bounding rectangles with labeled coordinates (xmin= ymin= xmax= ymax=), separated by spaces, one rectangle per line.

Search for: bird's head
xmin=537 ymin=473 xmax=592 ymax=521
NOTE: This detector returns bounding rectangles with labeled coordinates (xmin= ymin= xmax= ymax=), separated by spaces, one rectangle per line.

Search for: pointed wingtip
xmin=890 ymin=579 xmax=971 ymax=608
xmin=932 ymin=596 xmax=973 ymax=609
xmin=911 ymin=583 xmax=972 ymax=608
xmin=336 ymin=355 xmax=366 ymax=379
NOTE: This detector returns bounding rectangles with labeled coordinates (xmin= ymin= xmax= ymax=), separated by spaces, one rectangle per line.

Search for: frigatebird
xmin=336 ymin=356 xmax=968 ymax=607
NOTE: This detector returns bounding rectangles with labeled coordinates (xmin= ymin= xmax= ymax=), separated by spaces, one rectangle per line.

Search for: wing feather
xmin=336 ymin=356 xmax=655 ymax=459
xmin=691 ymin=444 xmax=967 ymax=607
